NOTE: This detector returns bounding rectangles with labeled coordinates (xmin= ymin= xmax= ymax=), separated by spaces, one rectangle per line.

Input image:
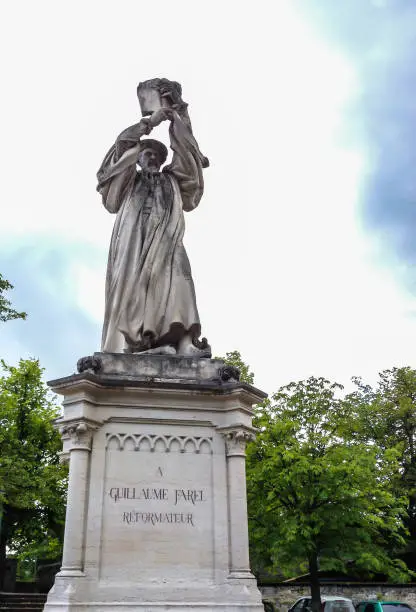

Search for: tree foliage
xmin=215 ymin=353 xmax=416 ymax=607
xmin=247 ymin=376 xmax=411 ymax=609
xmin=0 ymin=273 xmax=26 ymax=323
xmin=0 ymin=358 xmax=67 ymax=586
xmin=345 ymin=367 xmax=416 ymax=569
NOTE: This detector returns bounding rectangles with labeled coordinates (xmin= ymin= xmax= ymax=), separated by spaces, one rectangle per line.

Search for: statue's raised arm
xmin=97 ymin=78 xmax=211 ymax=358
xmin=138 ymin=79 xmax=209 ymax=211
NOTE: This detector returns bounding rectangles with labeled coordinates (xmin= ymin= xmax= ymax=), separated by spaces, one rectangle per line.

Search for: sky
xmin=1 ymin=0 xmax=416 ymax=395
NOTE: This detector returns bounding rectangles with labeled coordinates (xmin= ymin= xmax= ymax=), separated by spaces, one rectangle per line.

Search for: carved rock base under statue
xmin=44 ymin=354 xmax=266 ymax=612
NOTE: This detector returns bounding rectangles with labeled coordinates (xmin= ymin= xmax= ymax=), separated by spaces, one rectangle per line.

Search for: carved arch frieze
xmin=106 ymin=433 xmax=213 ymax=453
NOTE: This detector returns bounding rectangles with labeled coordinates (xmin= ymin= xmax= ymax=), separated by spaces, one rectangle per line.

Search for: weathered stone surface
xmin=54 ymin=353 xmax=266 ymax=398
xmin=80 ymin=352 xmax=223 ymax=380
xmin=44 ymin=356 xmax=265 ymax=611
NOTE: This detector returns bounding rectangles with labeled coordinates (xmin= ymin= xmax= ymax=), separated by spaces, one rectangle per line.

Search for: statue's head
xmin=137 ymin=139 xmax=168 ymax=172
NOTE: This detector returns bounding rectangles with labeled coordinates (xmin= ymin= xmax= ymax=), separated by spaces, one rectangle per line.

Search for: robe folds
xmin=97 ymin=112 xmax=205 ymax=353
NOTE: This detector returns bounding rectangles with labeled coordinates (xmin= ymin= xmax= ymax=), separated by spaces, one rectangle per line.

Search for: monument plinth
xmin=44 ymin=354 xmax=265 ymax=611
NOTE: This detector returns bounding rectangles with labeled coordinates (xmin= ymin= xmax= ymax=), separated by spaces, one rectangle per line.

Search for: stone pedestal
xmin=44 ymin=354 xmax=266 ymax=612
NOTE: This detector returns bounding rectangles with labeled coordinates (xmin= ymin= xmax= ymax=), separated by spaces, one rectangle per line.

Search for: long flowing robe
xmin=97 ymin=112 xmax=206 ymax=353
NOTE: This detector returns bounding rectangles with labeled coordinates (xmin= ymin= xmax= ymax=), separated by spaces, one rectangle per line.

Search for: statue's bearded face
xmin=137 ymin=148 xmax=162 ymax=172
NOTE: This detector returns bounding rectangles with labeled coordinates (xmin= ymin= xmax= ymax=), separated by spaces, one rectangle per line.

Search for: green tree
xmin=247 ymin=376 xmax=410 ymax=611
xmin=0 ymin=273 xmax=26 ymax=323
xmin=346 ymin=367 xmax=416 ymax=569
xmin=0 ymin=358 xmax=67 ymax=587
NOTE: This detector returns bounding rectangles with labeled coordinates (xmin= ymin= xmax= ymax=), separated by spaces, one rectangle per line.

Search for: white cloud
xmin=1 ymin=0 xmax=415 ymax=393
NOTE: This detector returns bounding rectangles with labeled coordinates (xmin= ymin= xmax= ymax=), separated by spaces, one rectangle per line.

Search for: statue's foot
xmin=179 ymin=345 xmax=211 ymax=358
xmin=138 ymin=345 xmax=177 ymax=356
xmin=176 ymin=336 xmax=212 ymax=358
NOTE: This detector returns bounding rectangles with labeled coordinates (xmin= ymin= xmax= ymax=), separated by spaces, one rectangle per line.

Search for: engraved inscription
xmin=109 ymin=486 xmax=205 ymax=504
xmin=108 ymin=485 xmax=206 ymax=527
xmin=109 ymin=487 xmax=169 ymax=502
xmin=174 ymin=489 xmax=204 ymax=505
xmin=122 ymin=511 xmax=195 ymax=526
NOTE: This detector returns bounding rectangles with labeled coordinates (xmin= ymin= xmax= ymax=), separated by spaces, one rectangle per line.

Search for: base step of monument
xmin=0 ymin=592 xmax=47 ymax=611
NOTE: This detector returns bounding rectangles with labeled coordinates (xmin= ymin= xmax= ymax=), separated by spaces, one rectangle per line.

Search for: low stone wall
xmin=259 ymin=584 xmax=416 ymax=611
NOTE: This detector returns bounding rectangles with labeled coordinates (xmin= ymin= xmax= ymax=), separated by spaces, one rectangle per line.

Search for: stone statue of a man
xmin=97 ymin=79 xmax=210 ymax=357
